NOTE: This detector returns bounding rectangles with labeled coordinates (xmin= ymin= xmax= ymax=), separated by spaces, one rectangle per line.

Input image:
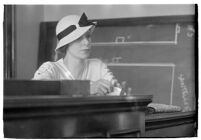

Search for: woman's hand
xmin=90 ymin=79 xmax=113 ymax=95
xmin=114 ymin=80 xmax=132 ymax=95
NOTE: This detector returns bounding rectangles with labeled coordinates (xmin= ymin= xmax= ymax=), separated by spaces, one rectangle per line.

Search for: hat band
xmin=57 ymin=12 xmax=95 ymax=41
xmin=57 ymin=25 xmax=76 ymax=41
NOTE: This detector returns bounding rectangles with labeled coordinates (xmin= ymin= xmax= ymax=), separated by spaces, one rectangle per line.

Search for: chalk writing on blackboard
xmin=178 ymin=73 xmax=192 ymax=111
xmin=187 ymin=24 xmax=195 ymax=38
xmin=174 ymin=24 xmax=180 ymax=45
xmin=115 ymin=36 xmax=125 ymax=43
xmin=92 ymin=24 xmax=181 ymax=46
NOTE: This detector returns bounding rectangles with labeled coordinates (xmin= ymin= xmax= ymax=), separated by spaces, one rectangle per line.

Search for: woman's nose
xmin=82 ymin=36 xmax=90 ymax=45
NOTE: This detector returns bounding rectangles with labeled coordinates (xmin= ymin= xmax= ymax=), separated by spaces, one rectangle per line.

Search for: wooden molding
xmin=145 ymin=111 xmax=196 ymax=130
xmin=91 ymin=15 xmax=195 ymax=27
xmin=4 ymin=94 xmax=152 ymax=119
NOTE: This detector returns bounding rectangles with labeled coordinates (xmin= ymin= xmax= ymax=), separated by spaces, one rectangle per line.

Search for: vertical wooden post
xmin=139 ymin=111 xmax=145 ymax=137
xmin=4 ymin=5 xmax=16 ymax=79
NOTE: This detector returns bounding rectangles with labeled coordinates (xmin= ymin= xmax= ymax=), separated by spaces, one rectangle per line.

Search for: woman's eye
xmin=76 ymin=33 xmax=91 ymax=42
xmin=86 ymin=34 xmax=91 ymax=39
xmin=77 ymin=36 xmax=83 ymax=41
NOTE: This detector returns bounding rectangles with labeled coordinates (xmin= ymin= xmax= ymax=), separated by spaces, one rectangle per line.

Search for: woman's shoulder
xmin=33 ymin=61 xmax=57 ymax=80
xmin=36 ymin=61 xmax=55 ymax=73
xmin=87 ymin=58 xmax=108 ymax=69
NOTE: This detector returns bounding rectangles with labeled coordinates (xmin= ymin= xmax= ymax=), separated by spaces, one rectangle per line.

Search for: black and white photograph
xmin=3 ymin=4 xmax=198 ymax=138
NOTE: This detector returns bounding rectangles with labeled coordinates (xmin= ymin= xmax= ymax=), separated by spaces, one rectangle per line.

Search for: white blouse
xmin=33 ymin=58 xmax=114 ymax=83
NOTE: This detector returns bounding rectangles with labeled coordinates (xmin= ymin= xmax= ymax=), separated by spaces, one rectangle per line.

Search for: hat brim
xmin=55 ymin=24 xmax=95 ymax=52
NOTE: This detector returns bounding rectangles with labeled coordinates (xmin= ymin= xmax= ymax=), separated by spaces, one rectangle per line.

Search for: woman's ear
xmin=54 ymin=51 xmax=64 ymax=61
xmin=54 ymin=45 xmax=68 ymax=61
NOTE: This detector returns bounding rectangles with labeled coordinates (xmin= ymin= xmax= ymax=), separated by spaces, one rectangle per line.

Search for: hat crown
xmin=55 ymin=13 xmax=95 ymax=52
xmin=56 ymin=15 xmax=80 ymax=35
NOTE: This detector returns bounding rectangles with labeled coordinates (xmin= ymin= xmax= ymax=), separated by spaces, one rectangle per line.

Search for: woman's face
xmin=67 ymin=31 xmax=92 ymax=59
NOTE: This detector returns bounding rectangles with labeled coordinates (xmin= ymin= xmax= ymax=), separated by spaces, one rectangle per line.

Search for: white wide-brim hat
xmin=55 ymin=13 xmax=96 ymax=52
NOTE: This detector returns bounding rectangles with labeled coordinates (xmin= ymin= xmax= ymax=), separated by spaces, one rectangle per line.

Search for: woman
xmin=33 ymin=13 xmax=124 ymax=95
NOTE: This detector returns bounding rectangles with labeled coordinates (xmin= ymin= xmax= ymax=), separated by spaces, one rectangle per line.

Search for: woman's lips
xmin=81 ymin=49 xmax=90 ymax=51
xmin=81 ymin=49 xmax=91 ymax=53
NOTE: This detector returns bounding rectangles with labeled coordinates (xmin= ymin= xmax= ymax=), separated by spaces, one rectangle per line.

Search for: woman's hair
xmin=54 ymin=44 xmax=68 ymax=61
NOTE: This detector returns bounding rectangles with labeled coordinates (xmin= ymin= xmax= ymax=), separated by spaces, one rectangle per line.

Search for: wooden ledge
xmin=145 ymin=111 xmax=196 ymax=130
xmin=4 ymin=95 xmax=152 ymax=119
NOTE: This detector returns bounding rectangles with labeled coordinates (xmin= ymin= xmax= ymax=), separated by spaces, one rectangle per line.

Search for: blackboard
xmin=38 ymin=15 xmax=196 ymax=111
xmin=92 ymin=24 xmax=176 ymax=42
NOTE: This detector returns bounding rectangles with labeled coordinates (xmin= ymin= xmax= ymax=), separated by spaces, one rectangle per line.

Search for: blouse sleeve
xmin=32 ymin=62 xmax=56 ymax=80
xmin=100 ymin=61 xmax=117 ymax=85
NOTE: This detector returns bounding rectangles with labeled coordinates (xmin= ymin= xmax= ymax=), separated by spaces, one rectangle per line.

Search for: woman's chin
xmin=81 ymin=51 xmax=90 ymax=58
xmin=79 ymin=53 xmax=90 ymax=59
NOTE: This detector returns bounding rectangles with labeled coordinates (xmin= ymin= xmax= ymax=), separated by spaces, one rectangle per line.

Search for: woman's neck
xmin=63 ymin=53 xmax=85 ymax=79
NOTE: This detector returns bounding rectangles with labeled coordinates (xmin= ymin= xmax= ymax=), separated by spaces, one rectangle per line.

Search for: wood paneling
xmin=4 ymin=93 xmax=152 ymax=138
xmin=145 ymin=112 xmax=196 ymax=137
